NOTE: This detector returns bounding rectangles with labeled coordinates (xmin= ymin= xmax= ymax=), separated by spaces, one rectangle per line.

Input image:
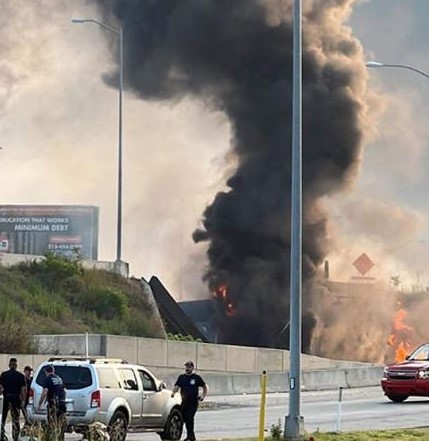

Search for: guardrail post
xmin=258 ymin=370 xmax=268 ymax=441
xmin=335 ymin=386 xmax=344 ymax=432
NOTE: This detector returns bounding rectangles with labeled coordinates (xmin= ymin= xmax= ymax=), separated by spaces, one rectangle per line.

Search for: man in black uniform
xmin=38 ymin=365 xmax=67 ymax=441
xmin=171 ymin=361 xmax=208 ymax=441
xmin=0 ymin=358 xmax=27 ymax=441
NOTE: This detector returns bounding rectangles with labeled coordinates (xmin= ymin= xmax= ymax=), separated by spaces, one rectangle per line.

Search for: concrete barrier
xmin=104 ymin=335 xmax=138 ymax=363
xmin=36 ymin=334 xmax=104 ymax=356
xmin=196 ymin=343 xmax=227 ymax=371
xmin=137 ymin=337 xmax=168 ymax=366
xmin=202 ymin=366 xmax=383 ymax=395
xmin=0 ymin=353 xmax=383 ymax=396
xmin=256 ymin=348 xmax=283 ymax=372
xmin=34 ymin=334 xmax=382 ymax=375
xmin=226 ymin=345 xmax=256 ymax=372
xmin=167 ymin=341 xmax=198 ymax=368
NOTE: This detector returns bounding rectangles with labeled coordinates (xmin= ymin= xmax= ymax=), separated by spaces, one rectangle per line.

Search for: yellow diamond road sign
xmin=353 ymin=253 xmax=375 ymax=276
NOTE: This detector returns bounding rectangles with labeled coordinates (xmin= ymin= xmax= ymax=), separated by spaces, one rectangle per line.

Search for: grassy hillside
xmin=0 ymin=253 xmax=165 ymax=353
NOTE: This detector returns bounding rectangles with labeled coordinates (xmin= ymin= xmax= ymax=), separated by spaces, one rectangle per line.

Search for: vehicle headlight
xmin=383 ymin=367 xmax=389 ymax=378
xmin=418 ymin=370 xmax=429 ymax=379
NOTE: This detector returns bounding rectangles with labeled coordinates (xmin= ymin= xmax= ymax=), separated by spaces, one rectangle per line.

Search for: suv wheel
xmin=386 ymin=394 xmax=409 ymax=403
xmin=158 ymin=408 xmax=183 ymax=441
xmin=108 ymin=410 xmax=129 ymax=441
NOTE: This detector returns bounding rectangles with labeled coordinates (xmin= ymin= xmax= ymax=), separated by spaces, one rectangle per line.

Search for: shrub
xmin=269 ymin=419 xmax=283 ymax=441
xmin=0 ymin=262 xmax=165 ymax=341
xmin=0 ymin=321 xmax=35 ymax=353
xmin=28 ymin=252 xmax=84 ymax=289
xmin=86 ymin=287 xmax=128 ymax=320
xmin=167 ymin=333 xmax=202 ymax=342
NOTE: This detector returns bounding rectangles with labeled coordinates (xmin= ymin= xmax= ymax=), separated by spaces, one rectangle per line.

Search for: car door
xmin=116 ymin=368 xmax=142 ymax=425
xmin=138 ymin=369 xmax=165 ymax=428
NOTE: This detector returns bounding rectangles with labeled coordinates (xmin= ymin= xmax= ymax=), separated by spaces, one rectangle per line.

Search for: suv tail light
xmin=90 ymin=390 xmax=101 ymax=408
xmin=28 ymin=387 xmax=34 ymax=405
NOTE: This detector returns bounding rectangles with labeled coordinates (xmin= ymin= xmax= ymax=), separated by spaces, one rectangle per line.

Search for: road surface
xmin=132 ymin=386 xmax=429 ymax=439
xmin=5 ymin=387 xmax=429 ymax=440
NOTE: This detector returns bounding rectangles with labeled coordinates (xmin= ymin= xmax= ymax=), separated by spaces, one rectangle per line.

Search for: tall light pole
xmin=284 ymin=0 xmax=304 ymax=439
xmin=366 ymin=61 xmax=429 ymax=80
xmin=72 ymin=18 xmax=124 ymax=263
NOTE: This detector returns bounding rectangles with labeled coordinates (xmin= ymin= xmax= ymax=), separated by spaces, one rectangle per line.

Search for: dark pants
xmin=1 ymin=396 xmax=21 ymax=441
xmin=181 ymin=400 xmax=198 ymax=441
xmin=45 ymin=402 xmax=67 ymax=441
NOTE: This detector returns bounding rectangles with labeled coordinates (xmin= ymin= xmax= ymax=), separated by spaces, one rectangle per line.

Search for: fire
xmin=226 ymin=302 xmax=236 ymax=317
xmin=395 ymin=341 xmax=409 ymax=363
xmin=213 ymin=284 xmax=236 ymax=317
xmin=213 ymin=284 xmax=227 ymax=299
xmin=387 ymin=303 xmax=414 ymax=362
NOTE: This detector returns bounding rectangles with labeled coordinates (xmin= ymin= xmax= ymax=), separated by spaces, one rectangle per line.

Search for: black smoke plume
xmin=94 ymin=0 xmax=369 ymax=350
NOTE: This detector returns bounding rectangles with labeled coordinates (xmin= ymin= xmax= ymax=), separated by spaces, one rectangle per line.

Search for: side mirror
xmin=405 ymin=355 xmax=410 ymax=360
xmin=159 ymin=382 xmax=167 ymax=391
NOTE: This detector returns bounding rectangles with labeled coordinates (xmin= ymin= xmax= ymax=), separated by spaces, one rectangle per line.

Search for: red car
xmin=382 ymin=343 xmax=429 ymax=402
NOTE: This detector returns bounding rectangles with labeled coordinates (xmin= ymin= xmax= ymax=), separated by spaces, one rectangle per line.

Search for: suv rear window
xmin=36 ymin=365 xmax=93 ymax=390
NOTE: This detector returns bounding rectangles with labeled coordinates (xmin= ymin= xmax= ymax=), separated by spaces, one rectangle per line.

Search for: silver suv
xmin=26 ymin=357 xmax=183 ymax=441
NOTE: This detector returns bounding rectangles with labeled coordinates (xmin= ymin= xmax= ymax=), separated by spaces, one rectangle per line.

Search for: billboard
xmin=0 ymin=205 xmax=99 ymax=260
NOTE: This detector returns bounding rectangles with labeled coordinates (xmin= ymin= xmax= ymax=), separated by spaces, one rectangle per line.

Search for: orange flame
xmin=387 ymin=334 xmax=396 ymax=346
xmin=213 ymin=284 xmax=237 ymax=317
xmin=387 ymin=304 xmax=414 ymax=362
xmin=393 ymin=309 xmax=413 ymax=332
xmin=395 ymin=341 xmax=410 ymax=363
xmin=213 ymin=284 xmax=227 ymax=299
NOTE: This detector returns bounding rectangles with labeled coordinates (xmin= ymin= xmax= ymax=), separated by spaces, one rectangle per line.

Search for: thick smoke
xmin=94 ymin=0 xmax=371 ymax=349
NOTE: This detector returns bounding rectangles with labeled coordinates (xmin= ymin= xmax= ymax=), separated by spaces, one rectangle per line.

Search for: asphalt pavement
xmin=5 ymin=387 xmax=429 ymax=440
xmin=129 ymin=386 xmax=429 ymax=440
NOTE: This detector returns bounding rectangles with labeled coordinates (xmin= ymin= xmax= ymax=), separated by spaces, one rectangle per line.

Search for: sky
xmin=330 ymin=0 xmax=429 ymax=289
xmin=1 ymin=0 xmax=429 ymax=298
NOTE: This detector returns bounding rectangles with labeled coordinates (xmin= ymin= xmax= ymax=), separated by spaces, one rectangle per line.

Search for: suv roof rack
xmin=47 ymin=356 xmax=129 ymax=364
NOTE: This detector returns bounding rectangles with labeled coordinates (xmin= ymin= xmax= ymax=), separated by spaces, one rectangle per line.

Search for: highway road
xmin=5 ymin=386 xmax=429 ymax=440
xmin=131 ymin=386 xmax=429 ymax=440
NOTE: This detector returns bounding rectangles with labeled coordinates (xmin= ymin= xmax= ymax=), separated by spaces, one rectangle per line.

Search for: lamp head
xmin=71 ymin=18 xmax=87 ymax=24
xmin=366 ymin=61 xmax=384 ymax=68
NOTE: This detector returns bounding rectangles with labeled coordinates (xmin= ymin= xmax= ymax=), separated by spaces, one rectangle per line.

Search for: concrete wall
xmin=0 ymin=352 xmax=383 ymax=395
xmin=35 ymin=334 xmax=381 ymax=374
xmin=2 ymin=332 xmax=384 ymax=395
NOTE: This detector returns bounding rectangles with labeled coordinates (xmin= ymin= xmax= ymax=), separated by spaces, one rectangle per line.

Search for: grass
xmin=0 ymin=253 xmax=165 ymax=353
xmin=203 ymin=429 xmax=429 ymax=441
xmin=306 ymin=429 xmax=429 ymax=440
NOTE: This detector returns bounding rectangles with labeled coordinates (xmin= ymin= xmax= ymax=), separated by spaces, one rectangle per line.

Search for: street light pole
xmin=284 ymin=0 xmax=304 ymax=439
xmin=72 ymin=18 xmax=124 ymax=263
xmin=117 ymin=26 xmax=123 ymax=264
xmin=366 ymin=61 xmax=429 ymax=80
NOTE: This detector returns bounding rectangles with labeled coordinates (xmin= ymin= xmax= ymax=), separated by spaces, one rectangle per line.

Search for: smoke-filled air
xmin=92 ymin=0 xmax=377 ymax=353
xmin=5 ymin=0 xmax=429 ymax=363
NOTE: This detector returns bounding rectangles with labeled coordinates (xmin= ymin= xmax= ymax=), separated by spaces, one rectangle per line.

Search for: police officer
xmin=0 ymin=358 xmax=27 ymax=441
xmin=171 ymin=361 xmax=208 ymax=441
xmin=38 ymin=365 xmax=67 ymax=441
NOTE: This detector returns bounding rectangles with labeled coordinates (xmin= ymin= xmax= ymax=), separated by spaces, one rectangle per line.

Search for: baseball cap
xmin=24 ymin=366 xmax=33 ymax=371
xmin=184 ymin=360 xmax=194 ymax=367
